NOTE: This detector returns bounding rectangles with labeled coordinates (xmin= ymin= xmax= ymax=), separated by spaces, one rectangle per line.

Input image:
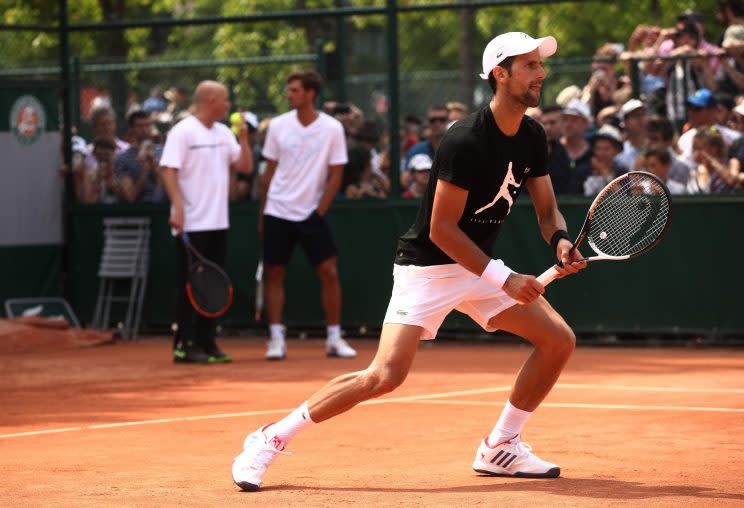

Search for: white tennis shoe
xmin=232 ymin=424 xmax=289 ymax=491
xmin=472 ymin=434 xmax=560 ymax=478
xmin=265 ymin=337 xmax=286 ymax=360
xmin=326 ymin=337 xmax=357 ymax=358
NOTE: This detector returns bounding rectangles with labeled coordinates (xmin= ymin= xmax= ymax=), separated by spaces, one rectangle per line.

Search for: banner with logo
xmin=0 ymin=87 xmax=62 ymax=246
xmin=0 ymin=86 xmax=62 ymax=309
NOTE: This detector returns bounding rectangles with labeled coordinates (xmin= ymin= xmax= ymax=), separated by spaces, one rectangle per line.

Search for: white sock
xmin=326 ymin=324 xmax=341 ymax=341
xmin=268 ymin=401 xmax=315 ymax=445
xmin=488 ymin=400 xmax=532 ymax=444
xmin=269 ymin=323 xmax=285 ymax=341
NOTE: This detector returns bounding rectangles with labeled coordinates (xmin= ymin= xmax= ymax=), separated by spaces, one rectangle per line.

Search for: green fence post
xmin=59 ymin=0 xmax=74 ymax=308
xmin=59 ymin=0 xmax=72 ymax=197
xmin=70 ymin=55 xmax=81 ymax=130
xmin=228 ymin=78 xmax=236 ymax=109
xmin=387 ymin=0 xmax=400 ymax=198
xmin=315 ymin=38 xmax=326 ymax=107
xmin=630 ymin=56 xmax=640 ymax=99
xmin=335 ymin=0 xmax=348 ymax=103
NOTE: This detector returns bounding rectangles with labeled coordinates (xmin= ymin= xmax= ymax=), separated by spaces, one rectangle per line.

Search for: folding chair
xmin=92 ymin=217 xmax=150 ymax=339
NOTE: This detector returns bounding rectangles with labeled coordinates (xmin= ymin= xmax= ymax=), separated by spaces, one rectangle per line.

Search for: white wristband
xmin=480 ymin=259 xmax=514 ymax=289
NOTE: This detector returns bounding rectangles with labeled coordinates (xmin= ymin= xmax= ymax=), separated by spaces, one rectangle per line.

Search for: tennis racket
xmin=537 ymin=171 xmax=672 ymax=287
xmin=181 ymin=232 xmax=234 ymax=317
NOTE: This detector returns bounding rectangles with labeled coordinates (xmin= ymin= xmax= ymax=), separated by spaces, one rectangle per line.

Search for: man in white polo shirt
xmin=259 ymin=69 xmax=356 ymax=360
xmin=160 ymin=80 xmax=253 ymax=364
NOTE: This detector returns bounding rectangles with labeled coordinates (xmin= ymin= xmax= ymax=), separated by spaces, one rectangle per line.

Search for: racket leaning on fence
xmin=180 ymin=232 xmax=234 ymax=317
xmin=537 ymin=171 xmax=673 ymax=287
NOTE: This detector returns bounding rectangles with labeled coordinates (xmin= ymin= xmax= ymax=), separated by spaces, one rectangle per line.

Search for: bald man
xmin=160 ymin=80 xmax=253 ymax=364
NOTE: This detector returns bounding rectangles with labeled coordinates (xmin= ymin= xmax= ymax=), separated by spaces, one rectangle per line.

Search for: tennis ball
xmin=230 ymin=112 xmax=243 ymax=135
xmin=599 ymin=231 xmax=608 ymax=240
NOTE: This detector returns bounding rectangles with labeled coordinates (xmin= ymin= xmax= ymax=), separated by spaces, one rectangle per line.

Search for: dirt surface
xmin=0 ymin=318 xmax=113 ymax=354
xmin=1 ymin=336 xmax=743 ymax=507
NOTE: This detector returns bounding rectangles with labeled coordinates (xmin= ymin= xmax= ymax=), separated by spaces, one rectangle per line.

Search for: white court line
xmin=1 ymin=383 xmax=741 ymax=439
xmin=0 ymin=409 xmax=295 ymax=439
xmin=0 ymin=387 xmax=513 ymax=439
xmin=396 ymin=399 xmax=744 ymax=413
xmin=361 ymin=385 xmax=512 ymax=404
xmin=556 ymin=383 xmax=744 ymax=394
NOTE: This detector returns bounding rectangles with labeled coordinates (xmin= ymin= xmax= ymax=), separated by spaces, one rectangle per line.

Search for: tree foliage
xmin=1 ymin=0 xmax=725 ymax=113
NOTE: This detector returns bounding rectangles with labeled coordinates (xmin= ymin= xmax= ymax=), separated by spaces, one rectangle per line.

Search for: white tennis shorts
xmin=382 ymin=263 xmax=518 ymax=340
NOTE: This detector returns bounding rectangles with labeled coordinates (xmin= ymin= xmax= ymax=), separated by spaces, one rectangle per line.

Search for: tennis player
xmin=161 ymin=81 xmax=253 ymax=364
xmin=232 ymin=32 xmax=587 ymax=490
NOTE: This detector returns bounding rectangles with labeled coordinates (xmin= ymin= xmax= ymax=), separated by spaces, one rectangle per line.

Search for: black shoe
xmin=173 ymin=344 xmax=211 ymax=364
xmin=206 ymin=347 xmax=233 ymax=363
xmin=204 ymin=341 xmax=233 ymax=363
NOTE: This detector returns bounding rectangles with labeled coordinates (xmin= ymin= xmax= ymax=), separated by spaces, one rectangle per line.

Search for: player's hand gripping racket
xmin=181 ymin=232 xmax=234 ymax=317
xmin=537 ymin=171 xmax=672 ymax=287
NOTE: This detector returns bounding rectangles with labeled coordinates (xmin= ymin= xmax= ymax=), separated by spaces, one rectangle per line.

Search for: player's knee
xmin=316 ymin=262 xmax=338 ymax=283
xmin=553 ymin=324 xmax=576 ymax=358
xmin=364 ymin=365 xmax=407 ymax=396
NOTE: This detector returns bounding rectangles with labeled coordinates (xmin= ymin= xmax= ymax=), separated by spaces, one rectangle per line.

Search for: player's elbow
xmin=429 ymin=222 xmax=460 ymax=253
xmin=428 ymin=223 xmax=450 ymax=249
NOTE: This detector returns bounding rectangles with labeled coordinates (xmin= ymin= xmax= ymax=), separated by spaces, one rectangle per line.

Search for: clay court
xmin=2 ymin=335 xmax=743 ymax=507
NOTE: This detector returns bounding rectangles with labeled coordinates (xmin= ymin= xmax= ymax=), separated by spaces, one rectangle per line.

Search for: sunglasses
xmin=428 ymin=116 xmax=448 ymax=123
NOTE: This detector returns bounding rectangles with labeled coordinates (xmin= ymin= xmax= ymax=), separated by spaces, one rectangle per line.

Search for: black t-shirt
xmin=395 ymin=106 xmax=549 ymax=266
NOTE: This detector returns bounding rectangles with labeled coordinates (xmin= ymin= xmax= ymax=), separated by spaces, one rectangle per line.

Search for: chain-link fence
xmin=1 ymin=0 xmax=725 ymax=196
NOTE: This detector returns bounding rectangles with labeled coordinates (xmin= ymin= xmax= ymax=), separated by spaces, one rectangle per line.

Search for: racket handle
xmin=536 ymin=266 xmax=560 ymax=287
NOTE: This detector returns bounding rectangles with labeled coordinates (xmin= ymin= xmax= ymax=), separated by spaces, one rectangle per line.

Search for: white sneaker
xmin=472 ymin=434 xmax=560 ymax=478
xmin=265 ymin=337 xmax=286 ymax=360
xmin=232 ymin=424 xmax=289 ymax=491
xmin=326 ymin=337 xmax=357 ymax=358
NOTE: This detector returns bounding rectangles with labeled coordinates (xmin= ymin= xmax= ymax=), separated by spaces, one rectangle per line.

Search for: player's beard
xmin=520 ymin=83 xmax=541 ymax=107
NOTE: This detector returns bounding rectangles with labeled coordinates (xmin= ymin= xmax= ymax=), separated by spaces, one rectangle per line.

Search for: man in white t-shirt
xmin=160 ymin=80 xmax=253 ymax=364
xmin=259 ymin=70 xmax=356 ymax=360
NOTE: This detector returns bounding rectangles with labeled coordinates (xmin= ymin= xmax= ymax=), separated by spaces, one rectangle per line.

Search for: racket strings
xmin=188 ymin=262 xmax=232 ymax=314
xmin=587 ymin=174 xmax=671 ymax=257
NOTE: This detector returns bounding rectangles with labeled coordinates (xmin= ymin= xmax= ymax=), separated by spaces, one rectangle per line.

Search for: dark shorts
xmin=263 ymin=212 xmax=338 ymax=266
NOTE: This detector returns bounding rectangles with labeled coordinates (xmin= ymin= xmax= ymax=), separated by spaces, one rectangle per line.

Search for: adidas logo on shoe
xmin=472 ymin=435 xmax=560 ymax=478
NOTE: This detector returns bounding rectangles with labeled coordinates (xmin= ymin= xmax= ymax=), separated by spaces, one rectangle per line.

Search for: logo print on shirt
xmin=285 ymin=132 xmax=321 ymax=167
xmin=474 ymin=161 xmax=522 ymax=216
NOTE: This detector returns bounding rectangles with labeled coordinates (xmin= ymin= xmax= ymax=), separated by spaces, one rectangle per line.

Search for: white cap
xmin=408 ymin=153 xmax=433 ymax=171
xmin=71 ymin=135 xmax=87 ymax=154
xmin=561 ymin=98 xmax=592 ymax=122
xmin=620 ymin=98 xmax=645 ymax=119
xmin=591 ymin=124 xmax=623 ymax=149
xmin=242 ymin=111 xmax=258 ymax=129
xmin=480 ymin=32 xmax=557 ymax=79
xmin=555 ymin=85 xmax=582 ymax=107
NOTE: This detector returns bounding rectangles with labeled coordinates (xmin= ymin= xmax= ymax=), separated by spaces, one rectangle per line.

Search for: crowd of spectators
xmin=519 ymin=2 xmax=744 ymax=195
xmin=66 ymin=1 xmax=744 ymax=204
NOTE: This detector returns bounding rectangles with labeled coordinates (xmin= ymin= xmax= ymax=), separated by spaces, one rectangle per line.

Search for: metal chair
xmin=92 ymin=217 xmax=150 ymax=339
